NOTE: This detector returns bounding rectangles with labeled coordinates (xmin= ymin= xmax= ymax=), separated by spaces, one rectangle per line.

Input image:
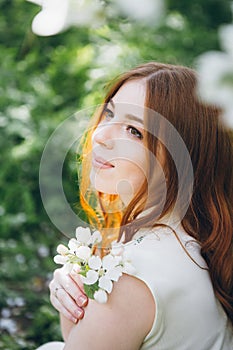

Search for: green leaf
xmin=83 ymin=282 xmax=99 ymax=299
xmin=78 ymin=269 xmax=87 ymax=277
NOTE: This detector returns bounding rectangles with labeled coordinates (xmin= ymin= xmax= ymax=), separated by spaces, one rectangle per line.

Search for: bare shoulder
xmin=64 ymin=274 xmax=155 ymax=350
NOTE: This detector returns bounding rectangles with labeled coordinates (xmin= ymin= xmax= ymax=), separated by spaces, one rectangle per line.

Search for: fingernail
xmin=78 ymin=295 xmax=87 ymax=306
xmin=75 ymin=308 xmax=83 ymax=318
xmin=72 ymin=317 xmax=77 ymax=323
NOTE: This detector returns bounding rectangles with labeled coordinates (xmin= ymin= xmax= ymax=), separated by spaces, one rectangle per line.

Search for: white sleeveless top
xmin=122 ymin=226 xmax=233 ymax=349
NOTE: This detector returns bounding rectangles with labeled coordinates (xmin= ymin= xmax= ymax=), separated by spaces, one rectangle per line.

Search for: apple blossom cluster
xmin=54 ymin=227 xmax=136 ymax=303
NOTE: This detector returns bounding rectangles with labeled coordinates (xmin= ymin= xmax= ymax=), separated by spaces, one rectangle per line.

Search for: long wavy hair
xmin=79 ymin=62 xmax=233 ymax=324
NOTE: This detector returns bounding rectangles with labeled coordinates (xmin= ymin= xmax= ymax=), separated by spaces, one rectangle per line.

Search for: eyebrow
xmin=108 ymin=99 xmax=144 ymax=125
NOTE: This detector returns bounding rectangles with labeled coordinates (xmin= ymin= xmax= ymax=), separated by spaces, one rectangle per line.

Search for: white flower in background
xmin=26 ymin=0 xmax=104 ymax=36
xmin=219 ymin=24 xmax=233 ymax=56
xmin=115 ymin=0 xmax=165 ymax=23
xmin=54 ymin=226 xmax=136 ymax=303
xmin=27 ymin=0 xmax=165 ymax=36
xmin=196 ymin=22 xmax=233 ymax=128
xmin=68 ymin=237 xmax=80 ymax=252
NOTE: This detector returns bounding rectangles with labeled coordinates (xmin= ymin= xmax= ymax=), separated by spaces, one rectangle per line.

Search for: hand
xmin=49 ymin=266 xmax=88 ymax=324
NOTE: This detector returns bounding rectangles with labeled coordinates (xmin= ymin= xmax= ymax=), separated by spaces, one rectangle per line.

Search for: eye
xmin=102 ymin=108 xmax=114 ymax=121
xmin=126 ymin=125 xmax=143 ymax=140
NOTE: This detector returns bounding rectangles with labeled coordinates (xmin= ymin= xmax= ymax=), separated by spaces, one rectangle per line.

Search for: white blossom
xmin=54 ymin=226 xmax=136 ymax=303
xmin=26 ymin=0 xmax=104 ymax=36
xmin=219 ymin=24 xmax=233 ymax=56
xmin=75 ymin=226 xmax=92 ymax=243
xmin=196 ymin=22 xmax=233 ymax=128
xmin=106 ymin=264 xmax=122 ymax=280
xmin=68 ymin=238 xmax=80 ymax=252
xmin=88 ymin=255 xmax=102 ymax=270
xmin=94 ymin=289 xmax=108 ymax=303
xmin=81 ymin=269 xmax=99 ymax=285
xmin=102 ymin=254 xmax=119 ymax=271
xmin=0 ymin=318 xmax=17 ymax=334
xmin=54 ymin=254 xmax=68 ymax=265
xmin=98 ymin=275 xmax=113 ymax=293
xmin=89 ymin=230 xmax=102 ymax=245
xmin=115 ymin=0 xmax=165 ymax=23
xmin=57 ymin=244 xmax=69 ymax=255
xmin=75 ymin=245 xmax=91 ymax=260
xmin=75 ymin=227 xmax=102 ymax=246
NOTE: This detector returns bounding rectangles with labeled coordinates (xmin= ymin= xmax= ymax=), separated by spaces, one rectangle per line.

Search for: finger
xmin=50 ymin=287 xmax=84 ymax=322
xmin=67 ymin=272 xmax=88 ymax=307
xmin=69 ymin=269 xmax=86 ymax=292
xmin=52 ymin=269 xmax=85 ymax=306
xmin=50 ymin=268 xmax=88 ymax=308
xmin=63 ymin=278 xmax=88 ymax=308
xmin=49 ymin=279 xmax=84 ymax=320
xmin=69 ymin=269 xmax=84 ymax=290
xmin=50 ymin=292 xmax=79 ymax=324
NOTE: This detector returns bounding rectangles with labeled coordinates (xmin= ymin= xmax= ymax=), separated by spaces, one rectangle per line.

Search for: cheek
xmin=117 ymin=158 xmax=147 ymax=192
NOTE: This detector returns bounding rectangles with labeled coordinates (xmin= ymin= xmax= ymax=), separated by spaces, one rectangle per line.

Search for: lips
xmin=92 ymin=153 xmax=114 ymax=169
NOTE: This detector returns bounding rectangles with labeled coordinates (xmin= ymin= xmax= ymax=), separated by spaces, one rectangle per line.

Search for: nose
xmin=92 ymin=123 xmax=115 ymax=149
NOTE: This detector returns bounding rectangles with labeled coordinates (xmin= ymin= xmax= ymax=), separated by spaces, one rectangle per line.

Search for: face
xmin=90 ymin=80 xmax=147 ymax=205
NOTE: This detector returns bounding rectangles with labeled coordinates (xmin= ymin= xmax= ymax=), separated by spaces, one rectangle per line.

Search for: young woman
xmin=38 ymin=62 xmax=233 ymax=349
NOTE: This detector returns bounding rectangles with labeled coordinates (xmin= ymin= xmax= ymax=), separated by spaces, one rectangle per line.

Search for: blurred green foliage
xmin=0 ymin=0 xmax=232 ymax=348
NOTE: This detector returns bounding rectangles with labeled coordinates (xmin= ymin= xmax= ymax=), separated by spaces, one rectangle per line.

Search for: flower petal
xmin=99 ymin=276 xmax=113 ymax=293
xmin=54 ymin=255 xmax=67 ymax=265
xmin=105 ymin=266 xmax=122 ymax=282
xmin=88 ymin=255 xmax=102 ymax=270
xmin=94 ymin=289 xmax=108 ymax=304
xmin=116 ymin=0 xmax=165 ymax=23
xmin=57 ymin=244 xmax=69 ymax=255
xmin=31 ymin=2 xmax=69 ymax=36
xmin=68 ymin=238 xmax=79 ymax=252
xmin=102 ymin=254 xmax=119 ymax=270
xmin=219 ymin=24 xmax=233 ymax=56
xmin=75 ymin=227 xmax=91 ymax=244
xmin=89 ymin=230 xmax=102 ymax=245
xmin=76 ymin=246 xmax=91 ymax=260
xmin=80 ymin=270 xmax=98 ymax=285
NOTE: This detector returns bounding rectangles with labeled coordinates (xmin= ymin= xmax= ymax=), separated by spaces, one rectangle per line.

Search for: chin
xmin=90 ymin=169 xmax=116 ymax=195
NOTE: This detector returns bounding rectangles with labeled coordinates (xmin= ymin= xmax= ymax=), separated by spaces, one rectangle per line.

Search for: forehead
xmin=112 ymin=80 xmax=146 ymax=107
